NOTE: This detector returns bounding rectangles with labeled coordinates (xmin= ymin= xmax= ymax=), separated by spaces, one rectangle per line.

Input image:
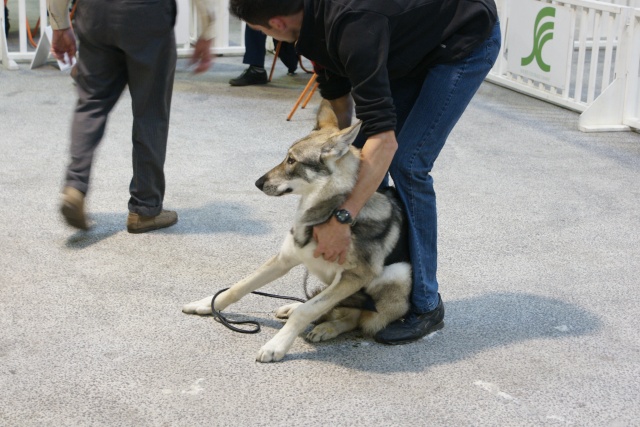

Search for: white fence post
xmin=622 ymin=9 xmax=640 ymax=129
xmin=175 ymin=0 xmax=191 ymax=49
xmin=579 ymin=7 xmax=632 ymax=131
xmin=1 ymin=6 xmax=18 ymax=70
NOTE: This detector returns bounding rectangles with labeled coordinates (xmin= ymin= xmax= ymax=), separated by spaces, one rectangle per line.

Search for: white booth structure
xmin=2 ymin=0 xmax=639 ymax=132
xmin=490 ymin=0 xmax=640 ymax=132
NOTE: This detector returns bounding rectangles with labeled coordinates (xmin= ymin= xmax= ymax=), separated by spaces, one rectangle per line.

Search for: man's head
xmin=230 ymin=0 xmax=304 ymax=43
xmin=230 ymin=0 xmax=304 ymax=26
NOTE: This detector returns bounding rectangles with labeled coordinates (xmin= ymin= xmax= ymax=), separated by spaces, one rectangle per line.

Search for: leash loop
xmin=211 ymin=286 xmax=307 ymax=334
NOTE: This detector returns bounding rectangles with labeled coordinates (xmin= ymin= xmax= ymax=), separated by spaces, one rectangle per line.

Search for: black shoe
xmin=229 ymin=66 xmax=268 ymax=86
xmin=374 ymin=294 xmax=444 ymax=345
xmin=287 ymin=68 xmax=297 ymax=76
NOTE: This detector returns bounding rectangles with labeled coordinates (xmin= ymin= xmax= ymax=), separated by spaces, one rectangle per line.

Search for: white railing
xmin=608 ymin=0 xmax=640 ymax=6
xmin=490 ymin=0 xmax=640 ymax=131
xmin=1 ymin=0 xmax=245 ymax=70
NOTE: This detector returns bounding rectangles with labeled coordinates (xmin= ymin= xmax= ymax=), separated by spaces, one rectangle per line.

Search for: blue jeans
xmin=388 ymin=22 xmax=501 ymax=313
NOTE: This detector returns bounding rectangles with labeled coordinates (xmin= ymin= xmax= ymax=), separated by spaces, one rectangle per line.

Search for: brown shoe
xmin=127 ymin=210 xmax=178 ymax=234
xmin=61 ymin=186 xmax=89 ymax=230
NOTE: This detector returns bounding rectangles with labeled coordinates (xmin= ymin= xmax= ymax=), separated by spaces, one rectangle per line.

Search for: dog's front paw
xmin=256 ymin=341 xmax=288 ymax=363
xmin=182 ymin=296 xmax=214 ymax=315
xmin=274 ymin=302 xmax=302 ymax=319
xmin=307 ymin=323 xmax=340 ymax=342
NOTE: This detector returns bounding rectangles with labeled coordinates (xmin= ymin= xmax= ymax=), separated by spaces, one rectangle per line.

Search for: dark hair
xmin=229 ymin=0 xmax=304 ymax=27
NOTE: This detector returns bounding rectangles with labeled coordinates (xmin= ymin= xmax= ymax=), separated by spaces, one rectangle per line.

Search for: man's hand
xmin=190 ymin=37 xmax=213 ymax=74
xmin=51 ymin=28 xmax=77 ymax=62
xmin=313 ymin=217 xmax=351 ymax=265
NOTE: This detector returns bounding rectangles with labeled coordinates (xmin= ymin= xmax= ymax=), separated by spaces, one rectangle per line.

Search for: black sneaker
xmin=374 ymin=294 xmax=445 ymax=345
xmin=229 ymin=66 xmax=268 ymax=86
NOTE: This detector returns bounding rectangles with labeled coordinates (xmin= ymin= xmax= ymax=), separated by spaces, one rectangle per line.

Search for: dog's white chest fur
xmin=279 ymin=231 xmax=344 ymax=285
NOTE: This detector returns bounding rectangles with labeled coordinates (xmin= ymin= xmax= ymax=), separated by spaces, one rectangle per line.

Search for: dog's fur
xmin=183 ymin=101 xmax=411 ymax=362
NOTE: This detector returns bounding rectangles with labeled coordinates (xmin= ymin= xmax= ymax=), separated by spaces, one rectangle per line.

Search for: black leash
xmin=211 ymin=270 xmax=311 ymax=334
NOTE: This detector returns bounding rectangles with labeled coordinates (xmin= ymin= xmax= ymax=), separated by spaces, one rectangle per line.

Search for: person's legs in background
xmin=121 ymin=0 xmax=179 ymax=233
xmin=230 ymin=26 xmax=268 ymax=86
xmin=60 ymin=0 xmax=180 ymax=233
xmin=230 ymin=26 xmax=298 ymax=86
xmin=278 ymin=41 xmax=298 ymax=75
xmin=61 ymin=1 xmax=128 ymax=230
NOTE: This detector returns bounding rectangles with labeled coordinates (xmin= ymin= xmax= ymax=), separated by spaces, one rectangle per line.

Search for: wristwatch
xmin=334 ymin=209 xmax=356 ymax=226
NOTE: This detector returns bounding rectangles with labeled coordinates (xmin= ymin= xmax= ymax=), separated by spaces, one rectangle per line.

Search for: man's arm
xmin=47 ymin=0 xmax=70 ymax=31
xmin=313 ymin=130 xmax=397 ymax=264
xmin=342 ymin=130 xmax=397 ymax=218
xmin=46 ymin=0 xmax=76 ymax=62
xmin=191 ymin=0 xmax=216 ymax=73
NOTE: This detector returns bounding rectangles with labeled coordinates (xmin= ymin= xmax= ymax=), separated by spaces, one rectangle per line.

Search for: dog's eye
xmin=286 ymin=156 xmax=296 ymax=165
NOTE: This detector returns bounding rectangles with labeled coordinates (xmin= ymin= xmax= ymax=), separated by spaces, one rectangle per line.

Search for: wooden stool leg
xmin=301 ymin=82 xmax=319 ymax=109
xmin=268 ymin=41 xmax=282 ymax=82
xmin=287 ymin=73 xmax=317 ymax=121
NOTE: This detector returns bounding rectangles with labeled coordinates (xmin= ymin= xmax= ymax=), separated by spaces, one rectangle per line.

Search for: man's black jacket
xmin=296 ymin=0 xmax=498 ymax=137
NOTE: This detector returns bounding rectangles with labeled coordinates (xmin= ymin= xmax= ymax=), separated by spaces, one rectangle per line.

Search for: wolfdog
xmin=182 ymin=100 xmax=411 ymax=362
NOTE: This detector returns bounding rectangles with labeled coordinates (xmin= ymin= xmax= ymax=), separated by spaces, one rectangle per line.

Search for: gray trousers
xmin=66 ymin=0 xmax=177 ymax=216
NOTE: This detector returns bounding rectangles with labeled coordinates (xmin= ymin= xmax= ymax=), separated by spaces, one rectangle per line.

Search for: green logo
xmin=521 ymin=7 xmax=556 ymax=72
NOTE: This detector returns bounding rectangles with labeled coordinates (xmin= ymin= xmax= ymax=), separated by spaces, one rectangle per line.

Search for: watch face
xmin=335 ymin=209 xmax=352 ymax=224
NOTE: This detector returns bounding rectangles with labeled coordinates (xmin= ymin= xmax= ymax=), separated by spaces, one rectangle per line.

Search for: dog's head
xmin=255 ymin=100 xmax=362 ymax=197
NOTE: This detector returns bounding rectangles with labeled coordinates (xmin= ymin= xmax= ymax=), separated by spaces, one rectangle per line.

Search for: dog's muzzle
xmin=255 ymin=175 xmax=293 ymax=196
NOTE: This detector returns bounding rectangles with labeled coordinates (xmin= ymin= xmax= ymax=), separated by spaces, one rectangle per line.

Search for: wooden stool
xmin=267 ymin=41 xmax=318 ymax=120
xmin=287 ymin=73 xmax=319 ymax=121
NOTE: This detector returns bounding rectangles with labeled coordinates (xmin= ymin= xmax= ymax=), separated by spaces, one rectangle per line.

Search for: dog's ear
xmin=321 ymin=121 xmax=362 ymax=161
xmin=315 ymin=99 xmax=340 ymax=131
